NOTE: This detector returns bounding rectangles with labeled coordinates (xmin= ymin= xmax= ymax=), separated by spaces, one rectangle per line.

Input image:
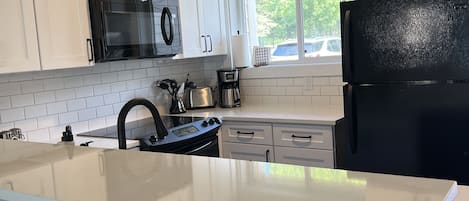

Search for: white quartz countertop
xmin=175 ymin=104 xmax=344 ymax=125
xmin=0 ymin=140 xmax=460 ymax=201
xmin=39 ymin=136 xmax=139 ymax=150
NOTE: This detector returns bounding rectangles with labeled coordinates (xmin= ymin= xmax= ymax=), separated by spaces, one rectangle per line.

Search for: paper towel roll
xmin=232 ymin=35 xmax=251 ymax=68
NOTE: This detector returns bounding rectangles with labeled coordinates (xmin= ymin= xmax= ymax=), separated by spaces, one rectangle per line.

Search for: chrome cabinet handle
xmin=265 ymin=149 xmax=270 ymax=162
xmin=202 ymin=35 xmax=208 ymax=53
xmin=237 ymin=131 xmax=255 ymax=135
xmin=86 ymin=38 xmax=94 ymax=62
xmin=207 ymin=35 xmax=213 ymax=52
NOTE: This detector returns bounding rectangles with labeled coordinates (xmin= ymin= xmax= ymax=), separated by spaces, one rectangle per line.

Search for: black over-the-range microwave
xmin=89 ymin=0 xmax=181 ymax=62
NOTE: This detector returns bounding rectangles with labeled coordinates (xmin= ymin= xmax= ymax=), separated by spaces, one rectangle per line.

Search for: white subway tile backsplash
xmin=11 ymin=94 xmax=35 ymax=107
xmin=329 ymin=77 xmax=344 ymax=86
xmin=118 ymin=71 xmax=133 ymax=81
xmin=111 ymin=81 xmax=127 ymax=92
xmin=0 ymin=83 xmax=22 ymax=96
xmin=1 ymin=108 xmax=25 ymax=123
xmin=104 ymin=93 xmax=121 ymax=105
xmin=89 ymin=118 xmax=106 ymax=130
xmin=21 ymin=80 xmax=44 ymax=93
xmin=262 ymin=79 xmax=276 ymax=87
xmin=330 ymin=96 xmax=344 ymax=106
xmin=270 ymin=87 xmax=286 ymax=96
xmin=0 ymin=123 xmax=14 ymax=131
xmin=313 ymin=77 xmax=330 ymax=86
xmin=97 ymin=105 xmax=114 ymax=117
xmin=37 ymin=115 xmax=59 ymax=129
xmin=46 ymin=102 xmax=67 ymax=115
xmin=277 ymin=78 xmax=294 ymax=86
xmin=78 ymin=109 xmax=97 ymax=121
xmin=262 ymin=96 xmax=278 ymax=104
xmin=294 ymin=96 xmax=312 ymax=105
xmin=285 ymin=87 xmax=303 ymax=96
xmin=59 ymin=112 xmax=79 ymax=125
xmin=44 ymin=78 xmax=65 ymax=91
xmin=293 ymin=78 xmax=306 ymax=86
xmin=56 ymin=89 xmax=76 ymax=101
xmin=14 ymin=119 xmax=38 ymax=132
xmin=133 ymin=69 xmax=147 ymax=79
xmin=320 ymin=86 xmax=340 ymax=96
xmin=83 ymin=74 xmax=101 ymax=86
xmin=35 ymin=91 xmax=56 ymax=104
xmin=86 ymin=96 xmax=104 ymax=108
xmin=302 ymin=88 xmax=321 ymax=96
xmin=101 ymin=72 xmax=118 ymax=83
xmin=67 ymin=99 xmax=87 ymax=111
xmin=64 ymin=77 xmax=84 ymax=88
xmin=311 ymin=96 xmax=330 ymax=105
xmin=75 ymin=86 xmax=94 ymax=98
xmin=0 ymin=58 xmax=218 ymax=141
xmin=93 ymin=84 xmax=111 ymax=95
xmin=278 ymin=96 xmax=295 ymax=104
xmin=25 ymin=105 xmax=47 ymax=119
xmin=0 ymin=97 xmax=11 ymax=110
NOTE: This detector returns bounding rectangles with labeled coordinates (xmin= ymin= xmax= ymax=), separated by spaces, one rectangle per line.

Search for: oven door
xmin=89 ymin=0 xmax=181 ymax=62
xmin=185 ymin=137 xmax=219 ymax=157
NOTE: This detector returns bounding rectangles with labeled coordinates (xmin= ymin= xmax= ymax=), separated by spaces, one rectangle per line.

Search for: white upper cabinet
xmin=178 ymin=0 xmax=227 ymax=58
xmin=0 ymin=0 xmax=41 ymax=74
xmin=0 ymin=0 xmax=93 ymax=74
xmin=35 ymin=0 xmax=94 ymax=70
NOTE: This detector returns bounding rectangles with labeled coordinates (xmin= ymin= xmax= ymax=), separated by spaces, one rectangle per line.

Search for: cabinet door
xmin=199 ymin=0 xmax=226 ymax=56
xmin=0 ymin=0 xmax=41 ymax=73
xmin=178 ymin=0 xmax=205 ymax=58
xmin=0 ymin=165 xmax=55 ymax=198
xmin=222 ymin=142 xmax=274 ymax=163
xmin=274 ymin=146 xmax=334 ymax=168
xmin=35 ymin=0 xmax=93 ymax=70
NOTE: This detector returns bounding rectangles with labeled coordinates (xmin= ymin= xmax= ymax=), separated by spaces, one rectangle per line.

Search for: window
xmin=246 ymin=0 xmax=342 ymax=64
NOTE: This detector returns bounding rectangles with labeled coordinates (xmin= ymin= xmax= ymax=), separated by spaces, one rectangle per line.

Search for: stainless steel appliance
xmin=188 ymin=87 xmax=215 ymax=109
xmin=88 ymin=0 xmax=181 ymax=62
xmin=0 ymin=128 xmax=25 ymax=141
xmin=78 ymin=98 xmax=221 ymax=157
xmin=217 ymin=69 xmax=241 ymax=108
xmin=337 ymin=0 xmax=469 ymax=185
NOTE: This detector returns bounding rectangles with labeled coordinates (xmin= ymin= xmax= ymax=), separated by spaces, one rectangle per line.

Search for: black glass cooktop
xmin=78 ymin=116 xmax=205 ymax=140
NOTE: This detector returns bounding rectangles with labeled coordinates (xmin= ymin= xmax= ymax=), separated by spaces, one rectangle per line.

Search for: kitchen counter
xmin=0 ymin=140 xmax=460 ymax=201
xmin=176 ymin=104 xmax=344 ymax=125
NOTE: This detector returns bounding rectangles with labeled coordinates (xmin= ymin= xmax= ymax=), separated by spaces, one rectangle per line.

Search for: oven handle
xmin=185 ymin=140 xmax=215 ymax=155
xmin=161 ymin=7 xmax=174 ymax=45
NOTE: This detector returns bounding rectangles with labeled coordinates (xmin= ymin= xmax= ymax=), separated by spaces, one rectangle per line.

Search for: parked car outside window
xmin=271 ymin=37 xmax=341 ymax=61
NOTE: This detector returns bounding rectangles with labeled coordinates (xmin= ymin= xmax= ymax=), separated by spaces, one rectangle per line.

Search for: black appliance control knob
xmin=208 ymin=118 xmax=215 ymax=125
xmin=201 ymin=121 xmax=209 ymax=127
xmin=212 ymin=117 xmax=221 ymax=124
xmin=149 ymin=136 xmax=157 ymax=143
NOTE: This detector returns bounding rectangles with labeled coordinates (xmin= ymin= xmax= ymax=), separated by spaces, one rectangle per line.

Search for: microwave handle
xmin=161 ymin=7 xmax=174 ymax=45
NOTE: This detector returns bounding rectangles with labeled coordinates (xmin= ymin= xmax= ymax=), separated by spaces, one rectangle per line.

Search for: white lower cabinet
xmin=274 ymin=146 xmax=334 ymax=168
xmin=222 ymin=142 xmax=274 ymax=163
xmin=221 ymin=121 xmax=337 ymax=168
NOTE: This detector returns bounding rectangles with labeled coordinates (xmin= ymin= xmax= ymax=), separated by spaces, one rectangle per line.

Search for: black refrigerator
xmin=336 ymin=0 xmax=469 ymax=185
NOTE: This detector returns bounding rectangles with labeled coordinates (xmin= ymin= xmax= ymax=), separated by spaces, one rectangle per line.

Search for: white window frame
xmin=241 ymin=0 xmax=342 ymax=79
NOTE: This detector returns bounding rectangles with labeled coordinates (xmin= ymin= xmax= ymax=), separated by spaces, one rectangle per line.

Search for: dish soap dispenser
xmin=59 ymin=125 xmax=74 ymax=145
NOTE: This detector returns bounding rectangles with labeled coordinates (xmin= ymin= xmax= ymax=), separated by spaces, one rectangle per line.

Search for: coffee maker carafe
xmin=217 ymin=69 xmax=241 ymax=108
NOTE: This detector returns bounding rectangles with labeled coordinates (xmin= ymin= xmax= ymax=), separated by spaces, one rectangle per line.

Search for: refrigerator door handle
xmin=343 ymin=10 xmax=352 ymax=80
xmin=344 ymin=85 xmax=358 ymax=154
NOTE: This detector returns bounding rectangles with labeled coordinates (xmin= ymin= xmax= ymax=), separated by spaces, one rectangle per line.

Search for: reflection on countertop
xmin=0 ymin=140 xmax=459 ymax=201
xmin=174 ymin=104 xmax=344 ymax=125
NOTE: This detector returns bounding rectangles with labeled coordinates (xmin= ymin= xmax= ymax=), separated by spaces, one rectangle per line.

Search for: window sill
xmin=239 ymin=62 xmax=342 ymax=79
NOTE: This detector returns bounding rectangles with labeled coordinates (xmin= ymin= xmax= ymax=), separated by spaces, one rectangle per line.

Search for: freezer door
xmin=341 ymin=1 xmax=469 ymax=83
xmin=337 ymin=84 xmax=469 ymax=184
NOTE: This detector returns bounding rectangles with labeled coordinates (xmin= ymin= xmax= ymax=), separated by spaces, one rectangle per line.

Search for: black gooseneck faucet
xmin=117 ymin=98 xmax=168 ymax=149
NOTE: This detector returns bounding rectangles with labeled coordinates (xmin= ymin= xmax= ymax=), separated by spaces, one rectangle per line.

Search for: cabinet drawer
xmin=221 ymin=122 xmax=273 ymax=145
xmin=273 ymin=124 xmax=333 ymax=150
xmin=274 ymin=146 xmax=334 ymax=168
xmin=222 ymin=142 xmax=274 ymax=163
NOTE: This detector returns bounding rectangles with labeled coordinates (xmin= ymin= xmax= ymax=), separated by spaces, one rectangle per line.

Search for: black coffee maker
xmin=217 ymin=69 xmax=241 ymax=108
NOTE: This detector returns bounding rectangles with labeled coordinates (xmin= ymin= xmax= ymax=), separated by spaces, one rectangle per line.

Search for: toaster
xmin=187 ymin=87 xmax=215 ymax=109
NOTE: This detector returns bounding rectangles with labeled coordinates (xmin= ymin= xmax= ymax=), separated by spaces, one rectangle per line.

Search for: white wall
xmin=0 ymin=57 xmax=223 ymax=142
